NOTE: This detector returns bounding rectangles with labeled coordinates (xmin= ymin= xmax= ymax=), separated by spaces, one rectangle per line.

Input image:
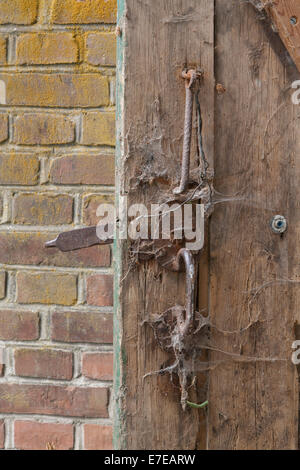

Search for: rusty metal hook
xmin=174 ymin=69 xmax=202 ymax=195
xmin=172 ymin=248 xmax=195 ymax=336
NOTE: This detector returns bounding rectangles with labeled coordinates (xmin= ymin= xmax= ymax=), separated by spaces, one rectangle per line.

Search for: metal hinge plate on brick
xmin=45 ymin=225 xmax=113 ymax=252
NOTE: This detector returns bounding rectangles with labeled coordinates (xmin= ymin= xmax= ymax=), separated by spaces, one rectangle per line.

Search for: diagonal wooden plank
xmin=263 ymin=0 xmax=300 ymax=73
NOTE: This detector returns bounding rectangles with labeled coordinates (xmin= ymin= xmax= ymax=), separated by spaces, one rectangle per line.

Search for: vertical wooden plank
xmin=113 ymin=0 xmax=126 ymax=450
xmin=208 ymin=0 xmax=299 ymax=449
xmin=114 ymin=0 xmax=214 ymax=449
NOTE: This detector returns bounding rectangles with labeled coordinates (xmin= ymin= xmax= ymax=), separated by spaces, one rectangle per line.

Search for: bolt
xmin=271 ymin=215 xmax=287 ymax=234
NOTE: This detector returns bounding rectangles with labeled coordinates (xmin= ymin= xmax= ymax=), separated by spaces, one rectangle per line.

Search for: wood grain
xmin=264 ymin=0 xmax=300 ymax=73
xmin=115 ymin=0 xmax=300 ymax=450
xmin=208 ymin=0 xmax=299 ymax=449
xmin=115 ymin=0 xmax=214 ymax=450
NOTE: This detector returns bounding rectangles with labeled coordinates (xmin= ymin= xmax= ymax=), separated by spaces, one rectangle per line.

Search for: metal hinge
xmin=45 ymin=225 xmax=113 ymax=252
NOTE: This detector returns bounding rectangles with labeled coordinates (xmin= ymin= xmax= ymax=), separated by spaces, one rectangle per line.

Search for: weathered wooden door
xmin=114 ymin=0 xmax=300 ymax=450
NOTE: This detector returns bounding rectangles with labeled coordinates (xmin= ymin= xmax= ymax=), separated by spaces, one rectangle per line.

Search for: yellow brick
xmin=0 ymin=153 xmax=39 ymax=185
xmin=85 ymin=32 xmax=116 ymax=66
xmin=13 ymin=193 xmax=74 ymax=225
xmin=14 ymin=114 xmax=75 ymax=145
xmin=16 ymin=33 xmax=79 ymax=65
xmin=0 ymin=114 xmax=8 ymax=143
xmin=83 ymin=193 xmax=115 ymax=226
xmin=0 ymin=74 xmax=109 ymax=108
xmin=81 ymin=112 xmax=115 ymax=146
xmin=17 ymin=272 xmax=77 ymax=306
xmin=0 ymin=36 xmax=6 ymax=64
xmin=0 ymin=0 xmax=38 ymax=25
xmin=51 ymin=0 xmax=117 ymax=24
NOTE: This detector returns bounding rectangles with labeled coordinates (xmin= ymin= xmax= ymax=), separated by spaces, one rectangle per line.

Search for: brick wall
xmin=0 ymin=0 xmax=116 ymax=450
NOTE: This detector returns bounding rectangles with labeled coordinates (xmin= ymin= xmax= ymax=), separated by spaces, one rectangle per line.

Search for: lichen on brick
xmin=51 ymin=0 xmax=117 ymax=25
xmin=16 ymin=33 xmax=79 ymax=65
xmin=85 ymin=32 xmax=116 ymax=66
xmin=0 ymin=0 xmax=38 ymax=25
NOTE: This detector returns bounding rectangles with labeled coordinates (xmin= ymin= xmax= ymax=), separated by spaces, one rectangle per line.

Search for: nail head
xmin=271 ymin=215 xmax=287 ymax=234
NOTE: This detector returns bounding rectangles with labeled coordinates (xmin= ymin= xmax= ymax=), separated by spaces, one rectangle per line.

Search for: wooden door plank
xmin=208 ymin=0 xmax=299 ymax=449
xmin=114 ymin=0 xmax=214 ymax=450
xmin=263 ymin=0 xmax=300 ymax=73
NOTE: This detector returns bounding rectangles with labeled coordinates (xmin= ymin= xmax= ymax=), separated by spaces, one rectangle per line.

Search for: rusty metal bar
xmin=45 ymin=224 xmax=113 ymax=252
xmin=172 ymin=248 xmax=195 ymax=336
xmin=174 ymin=69 xmax=202 ymax=195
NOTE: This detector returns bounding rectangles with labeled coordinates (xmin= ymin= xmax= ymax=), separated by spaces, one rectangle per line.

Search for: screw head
xmin=290 ymin=16 xmax=298 ymax=26
xmin=271 ymin=215 xmax=287 ymax=234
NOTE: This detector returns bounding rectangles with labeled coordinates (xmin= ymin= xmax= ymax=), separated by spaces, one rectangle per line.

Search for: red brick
xmin=0 ymin=74 xmax=109 ymax=108
xmin=87 ymin=275 xmax=113 ymax=307
xmin=14 ymin=114 xmax=75 ymax=145
xmin=82 ymin=352 xmax=113 ymax=381
xmin=0 ymin=349 xmax=4 ymax=377
xmin=13 ymin=193 xmax=74 ymax=225
xmin=0 ymin=310 xmax=39 ymax=341
xmin=17 ymin=272 xmax=77 ymax=306
xmin=84 ymin=424 xmax=113 ymax=450
xmin=14 ymin=349 xmax=73 ymax=380
xmin=0 ymin=420 xmax=4 ymax=449
xmin=83 ymin=193 xmax=115 ymax=226
xmin=51 ymin=0 xmax=117 ymax=24
xmin=50 ymin=154 xmax=115 ymax=185
xmin=0 ymin=384 xmax=108 ymax=418
xmin=52 ymin=312 xmax=113 ymax=344
xmin=15 ymin=421 xmax=74 ymax=451
xmin=0 ymin=232 xmax=111 ymax=268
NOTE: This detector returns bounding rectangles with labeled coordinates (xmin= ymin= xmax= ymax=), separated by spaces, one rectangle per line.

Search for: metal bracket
xmin=45 ymin=225 xmax=113 ymax=252
xmin=171 ymin=248 xmax=196 ymax=336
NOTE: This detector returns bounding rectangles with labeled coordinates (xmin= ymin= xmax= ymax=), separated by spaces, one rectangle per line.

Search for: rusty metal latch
xmin=46 ymin=219 xmax=196 ymax=337
xmin=170 ymin=248 xmax=196 ymax=336
xmin=46 ymin=227 xmax=195 ymax=334
xmin=174 ymin=69 xmax=202 ymax=195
